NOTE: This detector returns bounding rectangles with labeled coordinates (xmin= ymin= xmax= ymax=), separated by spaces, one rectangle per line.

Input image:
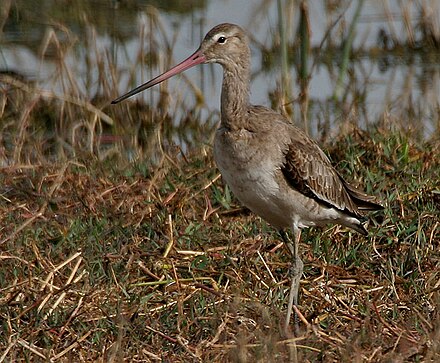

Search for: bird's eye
xmin=217 ymin=36 xmax=226 ymax=44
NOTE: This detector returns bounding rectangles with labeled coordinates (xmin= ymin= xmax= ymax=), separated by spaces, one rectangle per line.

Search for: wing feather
xmin=281 ymin=130 xmax=381 ymax=216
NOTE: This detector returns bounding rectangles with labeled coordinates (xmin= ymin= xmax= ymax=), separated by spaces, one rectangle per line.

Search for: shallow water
xmin=1 ymin=0 xmax=439 ymax=149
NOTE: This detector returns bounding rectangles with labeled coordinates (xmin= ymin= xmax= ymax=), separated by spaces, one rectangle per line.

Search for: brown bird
xmin=112 ymin=23 xmax=383 ymax=334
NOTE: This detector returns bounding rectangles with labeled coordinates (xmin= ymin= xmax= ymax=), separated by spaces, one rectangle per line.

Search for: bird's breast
xmin=213 ymin=128 xmax=290 ymax=228
xmin=213 ymin=128 xmax=280 ymax=191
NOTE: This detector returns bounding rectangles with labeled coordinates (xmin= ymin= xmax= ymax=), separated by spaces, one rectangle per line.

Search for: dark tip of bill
xmin=111 ymin=98 xmax=123 ymax=104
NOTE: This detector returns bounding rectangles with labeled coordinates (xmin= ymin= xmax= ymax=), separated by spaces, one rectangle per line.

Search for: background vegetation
xmin=1 ymin=1 xmax=439 ymax=361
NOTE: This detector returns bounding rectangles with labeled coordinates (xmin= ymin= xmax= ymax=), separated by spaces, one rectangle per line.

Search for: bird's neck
xmin=220 ymin=64 xmax=251 ymax=130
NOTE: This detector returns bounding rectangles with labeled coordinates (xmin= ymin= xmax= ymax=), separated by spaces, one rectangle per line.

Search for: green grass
xmin=1 ymin=3 xmax=439 ymax=359
xmin=1 ymin=121 xmax=439 ymax=361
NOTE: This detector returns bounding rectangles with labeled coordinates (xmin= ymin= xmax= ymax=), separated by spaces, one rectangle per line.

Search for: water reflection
xmin=0 ymin=0 xmax=439 ymax=162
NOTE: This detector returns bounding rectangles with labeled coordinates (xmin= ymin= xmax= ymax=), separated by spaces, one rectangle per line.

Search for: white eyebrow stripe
xmin=213 ymin=33 xmax=227 ymax=41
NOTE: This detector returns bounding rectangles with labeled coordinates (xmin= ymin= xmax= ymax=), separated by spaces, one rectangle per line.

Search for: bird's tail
xmin=342 ymin=179 xmax=384 ymax=212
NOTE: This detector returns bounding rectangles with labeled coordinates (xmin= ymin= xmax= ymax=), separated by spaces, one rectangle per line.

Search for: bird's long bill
xmin=111 ymin=49 xmax=206 ymax=104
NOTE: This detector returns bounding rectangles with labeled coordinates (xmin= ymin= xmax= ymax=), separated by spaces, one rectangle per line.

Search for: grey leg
xmin=282 ymin=226 xmax=303 ymax=335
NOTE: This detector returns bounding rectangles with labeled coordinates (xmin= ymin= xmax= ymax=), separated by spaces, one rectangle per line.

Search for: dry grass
xmin=1 ymin=3 xmax=440 ymax=361
xmin=0 ymin=114 xmax=439 ymax=361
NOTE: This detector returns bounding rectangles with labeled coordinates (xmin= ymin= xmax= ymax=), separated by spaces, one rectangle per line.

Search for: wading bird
xmin=112 ymin=23 xmax=383 ymax=334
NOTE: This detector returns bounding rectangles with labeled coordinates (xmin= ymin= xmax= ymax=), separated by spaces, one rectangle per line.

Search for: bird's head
xmin=111 ymin=23 xmax=249 ymax=104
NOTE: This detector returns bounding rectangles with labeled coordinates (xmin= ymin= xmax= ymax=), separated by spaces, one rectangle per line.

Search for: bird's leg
xmin=281 ymin=226 xmax=303 ymax=335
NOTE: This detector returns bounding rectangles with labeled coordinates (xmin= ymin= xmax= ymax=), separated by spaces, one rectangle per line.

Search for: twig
xmin=163 ymin=214 xmax=174 ymax=258
xmin=16 ymin=338 xmax=46 ymax=359
xmin=51 ymin=330 xmax=93 ymax=361
xmin=194 ymin=283 xmax=222 ymax=297
xmin=146 ymin=325 xmax=178 ymax=344
xmin=257 ymin=250 xmax=277 ymax=284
